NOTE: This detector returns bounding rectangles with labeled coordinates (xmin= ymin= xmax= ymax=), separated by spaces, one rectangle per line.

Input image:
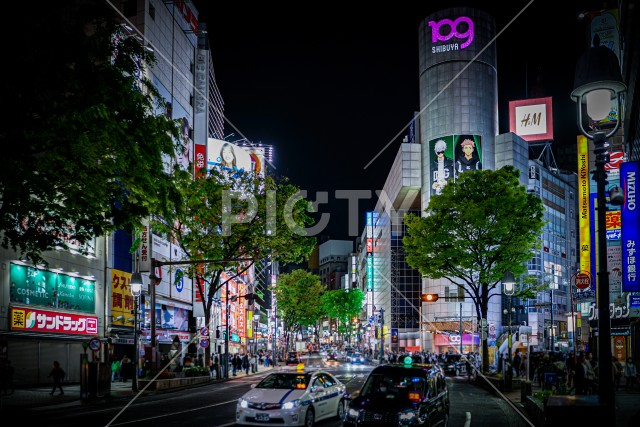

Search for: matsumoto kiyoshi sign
xmin=10 ymin=263 xmax=95 ymax=313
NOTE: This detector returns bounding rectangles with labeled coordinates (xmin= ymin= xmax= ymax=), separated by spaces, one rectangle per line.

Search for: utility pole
xmin=459 ymin=301 xmax=463 ymax=355
xmin=378 ymin=308 xmax=385 ymax=361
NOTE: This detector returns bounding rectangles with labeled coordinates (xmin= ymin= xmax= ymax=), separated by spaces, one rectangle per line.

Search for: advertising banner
xmin=111 ymin=269 xmax=134 ymax=327
xmin=578 ymin=136 xmax=592 ymax=275
xmin=453 ymin=134 xmax=482 ymax=175
xmin=9 ymin=264 xmax=95 ymax=313
xmin=621 ymin=161 xmax=639 ymax=291
xmin=142 ymin=301 xmax=189 ymax=331
xmin=207 ymin=138 xmax=252 ymax=174
xmin=429 ymin=136 xmax=455 ymax=195
xmin=10 ymin=307 xmax=98 ymax=335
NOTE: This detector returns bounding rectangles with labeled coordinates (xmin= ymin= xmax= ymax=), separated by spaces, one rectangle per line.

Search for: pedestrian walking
xmin=210 ymin=353 xmax=220 ymax=379
xmin=264 ymin=353 xmax=270 ymax=367
xmin=48 ymin=360 xmax=65 ymax=395
xmin=250 ymin=353 xmax=258 ymax=373
xmin=242 ymin=353 xmax=250 ymax=374
xmin=111 ymin=358 xmax=121 ymax=382
xmin=613 ymin=357 xmax=624 ymax=391
xmin=120 ymin=355 xmax=130 ymax=382
xmin=584 ymin=352 xmax=597 ymax=394
xmin=573 ymin=354 xmax=586 ymax=395
xmin=232 ymin=354 xmax=240 ymax=376
xmin=624 ymin=358 xmax=637 ymax=390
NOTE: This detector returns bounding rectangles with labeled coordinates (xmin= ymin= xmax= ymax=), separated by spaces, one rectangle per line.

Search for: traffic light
xmin=421 ymin=293 xmax=439 ymax=302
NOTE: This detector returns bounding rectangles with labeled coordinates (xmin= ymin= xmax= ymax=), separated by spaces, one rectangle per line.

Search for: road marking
xmin=107 ymin=399 xmax=239 ymax=426
xmin=464 ymin=411 xmax=471 ymax=427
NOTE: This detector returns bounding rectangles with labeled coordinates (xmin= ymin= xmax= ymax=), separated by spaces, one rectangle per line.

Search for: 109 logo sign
xmin=428 ymin=16 xmax=474 ymax=53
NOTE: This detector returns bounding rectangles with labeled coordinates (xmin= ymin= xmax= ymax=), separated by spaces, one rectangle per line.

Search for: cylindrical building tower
xmin=418 ymin=8 xmax=498 ymax=354
xmin=419 ymin=7 xmax=498 ymax=209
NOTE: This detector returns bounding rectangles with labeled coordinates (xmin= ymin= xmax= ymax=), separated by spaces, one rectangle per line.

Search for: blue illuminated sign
xmin=621 ymin=162 xmax=639 ymax=292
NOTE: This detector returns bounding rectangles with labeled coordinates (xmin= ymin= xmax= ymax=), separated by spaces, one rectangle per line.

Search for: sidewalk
xmin=480 ymin=376 xmax=640 ymax=427
xmin=0 ymin=364 xmax=278 ymax=414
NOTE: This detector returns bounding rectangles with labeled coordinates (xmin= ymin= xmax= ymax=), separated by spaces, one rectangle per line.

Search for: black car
xmin=343 ymin=362 xmax=449 ymax=426
xmin=285 ymin=351 xmax=301 ymax=365
xmin=441 ymin=354 xmax=463 ymax=376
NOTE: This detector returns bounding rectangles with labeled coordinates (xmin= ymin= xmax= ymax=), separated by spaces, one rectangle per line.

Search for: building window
xmin=445 ymin=286 xmax=464 ymax=302
xmin=149 ymin=3 xmax=155 ymax=20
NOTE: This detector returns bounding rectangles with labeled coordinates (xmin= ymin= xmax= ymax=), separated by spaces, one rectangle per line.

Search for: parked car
xmin=343 ymin=361 xmax=449 ymax=426
xmin=236 ymin=368 xmax=347 ymax=426
xmin=286 ymin=351 xmax=301 ymax=365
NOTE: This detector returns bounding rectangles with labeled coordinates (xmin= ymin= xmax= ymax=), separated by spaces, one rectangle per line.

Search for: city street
xmin=15 ymin=354 xmax=531 ymax=427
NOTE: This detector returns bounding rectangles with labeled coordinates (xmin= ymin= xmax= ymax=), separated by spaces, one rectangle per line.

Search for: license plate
xmin=255 ymin=413 xmax=270 ymax=422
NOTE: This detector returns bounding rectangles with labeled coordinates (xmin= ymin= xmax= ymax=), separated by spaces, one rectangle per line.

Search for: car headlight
xmin=282 ymin=399 xmax=301 ymax=410
xmin=347 ymin=408 xmax=360 ymax=418
xmin=238 ymin=398 xmax=248 ymax=409
xmin=399 ymin=410 xmax=418 ymax=421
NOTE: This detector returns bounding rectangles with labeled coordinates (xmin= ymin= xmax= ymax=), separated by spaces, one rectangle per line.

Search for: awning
xmin=422 ymin=321 xmax=474 ymax=333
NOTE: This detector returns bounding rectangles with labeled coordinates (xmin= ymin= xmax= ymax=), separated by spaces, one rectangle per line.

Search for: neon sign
xmin=428 ymin=16 xmax=474 ymax=53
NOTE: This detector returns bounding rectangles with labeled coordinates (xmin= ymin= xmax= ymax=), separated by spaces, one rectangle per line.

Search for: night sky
xmin=194 ymin=1 xmax=604 ymax=240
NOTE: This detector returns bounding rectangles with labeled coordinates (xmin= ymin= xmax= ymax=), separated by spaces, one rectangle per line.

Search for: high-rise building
xmin=357 ymin=7 xmax=580 ymax=358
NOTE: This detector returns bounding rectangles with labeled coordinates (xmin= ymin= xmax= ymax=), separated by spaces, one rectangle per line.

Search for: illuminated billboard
xmin=508 ymin=97 xmax=554 ymax=142
xmin=454 ymin=134 xmax=482 ymax=174
xmin=207 ymin=138 xmax=252 ymax=174
xmin=428 ymin=16 xmax=474 ymax=54
xmin=429 ymin=136 xmax=455 ymax=195
xmin=621 ymin=161 xmax=639 ymax=292
xmin=577 ymin=136 xmax=591 ymax=275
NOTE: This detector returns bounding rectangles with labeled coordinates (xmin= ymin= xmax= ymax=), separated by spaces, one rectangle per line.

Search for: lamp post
xmin=571 ymin=35 xmax=626 ymax=418
xmin=503 ymin=271 xmax=516 ymax=388
xmin=130 ymin=271 xmax=143 ymax=392
xmin=459 ymin=302 xmax=463 ymax=356
xmin=225 ymin=280 xmax=230 ymax=378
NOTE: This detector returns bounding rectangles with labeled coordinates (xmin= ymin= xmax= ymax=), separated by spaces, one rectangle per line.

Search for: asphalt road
xmin=30 ymin=354 xmax=530 ymax=427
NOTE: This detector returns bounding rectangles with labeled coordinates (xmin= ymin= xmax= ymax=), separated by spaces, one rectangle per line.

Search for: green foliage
xmin=152 ymin=168 xmax=315 ymax=363
xmin=403 ymin=166 xmax=545 ymax=370
xmin=1 ymin=1 xmax=186 ymax=266
xmin=320 ymin=289 xmax=366 ymax=334
xmin=275 ymin=270 xmax=326 ymax=331
xmin=183 ymin=366 xmax=210 ymax=377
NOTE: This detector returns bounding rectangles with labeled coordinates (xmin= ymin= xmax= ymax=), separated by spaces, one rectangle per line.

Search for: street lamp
xmin=571 ymin=34 xmax=626 ymax=418
xmin=130 ymin=271 xmax=143 ymax=392
xmin=502 ymin=272 xmax=516 ymax=387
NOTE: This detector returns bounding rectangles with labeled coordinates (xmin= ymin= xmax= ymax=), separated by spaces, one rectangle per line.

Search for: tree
xmin=320 ymin=289 xmax=366 ymax=343
xmin=403 ymin=166 xmax=545 ymax=371
xmin=152 ymin=167 xmax=316 ymax=366
xmin=0 ymin=1 xmax=186 ymax=266
xmin=274 ymin=270 xmax=326 ymax=350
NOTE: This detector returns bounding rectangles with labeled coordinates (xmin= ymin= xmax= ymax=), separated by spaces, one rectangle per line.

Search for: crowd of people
xmin=98 ymin=345 xmax=639 ymax=398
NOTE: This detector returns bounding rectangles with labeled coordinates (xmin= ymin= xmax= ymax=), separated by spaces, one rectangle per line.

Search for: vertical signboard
xmin=366 ymin=211 xmax=374 ymax=291
xmin=577 ymin=136 xmax=592 ymax=280
xmin=621 ymin=162 xmax=639 ymax=291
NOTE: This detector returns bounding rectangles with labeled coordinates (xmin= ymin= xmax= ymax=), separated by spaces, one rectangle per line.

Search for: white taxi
xmin=236 ymin=369 xmax=347 ymax=426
